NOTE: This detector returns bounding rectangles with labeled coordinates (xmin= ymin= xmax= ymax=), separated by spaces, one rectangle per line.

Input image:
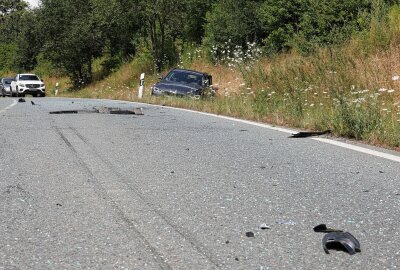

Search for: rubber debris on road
xmin=314 ymin=224 xmax=361 ymax=255
xmin=18 ymin=98 xmax=26 ymax=103
xmin=290 ymin=130 xmax=331 ymax=138
xmin=245 ymin=231 xmax=255 ymax=238
xmin=313 ymin=224 xmax=343 ymax=233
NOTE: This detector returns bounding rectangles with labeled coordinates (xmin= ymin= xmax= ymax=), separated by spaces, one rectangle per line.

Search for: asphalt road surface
xmin=1 ymin=97 xmax=399 ymax=269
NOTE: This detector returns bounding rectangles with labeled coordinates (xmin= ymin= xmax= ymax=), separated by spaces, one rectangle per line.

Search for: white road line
xmin=313 ymin=138 xmax=400 ymax=163
xmin=0 ymin=99 xmax=17 ymax=114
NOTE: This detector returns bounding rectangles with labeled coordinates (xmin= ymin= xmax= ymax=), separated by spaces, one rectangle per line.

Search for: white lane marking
xmin=0 ymin=99 xmax=17 ymax=114
xmin=74 ymin=98 xmax=400 ymax=163
xmin=313 ymin=138 xmax=400 ymax=163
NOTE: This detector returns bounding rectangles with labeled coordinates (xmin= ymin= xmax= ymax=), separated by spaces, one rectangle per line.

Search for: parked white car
xmin=10 ymin=74 xmax=46 ymax=97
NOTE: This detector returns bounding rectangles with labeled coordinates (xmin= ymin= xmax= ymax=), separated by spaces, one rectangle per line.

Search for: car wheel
xmin=32 ymin=94 xmax=37 ymax=97
xmin=1 ymin=90 xmax=4 ymax=97
xmin=40 ymin=93 xmax=46 ymax=97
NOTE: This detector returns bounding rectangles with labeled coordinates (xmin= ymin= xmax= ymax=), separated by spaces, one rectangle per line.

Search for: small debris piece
xmin=259 ymin=224 xmax=271 ymax=230
xmin=290 ymin=130 xmax=331 ymax=138
xmin=313 ymin=224 xmax=343 ymax=233
xmin=97 ymin=106 xmax=143 ymax=115
xmin=56 ymin=203 xmax=62 ymax=207
xmin=133 ymin=108 xmax=144 ymax=115
xmin=18 ymin=98 xmax=25 ymax=103
xmin=276 ymin=220 xmax=296 ymax=225
xmin=235 ymin=257 xmax=239 ymax=261
xmin=31 ymin=101 xmax=36 ymax=105
xmin=225 ymin=240 xmax=230 ymax=244
xmin=260 ymin=166 xmax=266 ymax=169
xmin=379 ymin=171 xmax=384 ymax=173
xmin=245 ymin=232 xmax=255 ymax=237
xmin=239 ymin=129 xmax=248 ymax=132
xmin=50 ymin=110 xmax=78 ymax=114
xmin=322 ymin=232 xmax=361 ymax=255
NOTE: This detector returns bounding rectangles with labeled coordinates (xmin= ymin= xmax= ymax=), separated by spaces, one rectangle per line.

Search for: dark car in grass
xmin=151 ymin=68 xmax=214 ymax=99
xmin=0 ymin=77 xmax=15 ymax=97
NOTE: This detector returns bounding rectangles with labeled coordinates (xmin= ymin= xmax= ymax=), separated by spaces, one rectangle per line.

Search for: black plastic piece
xmin=322 ymin=232 xmax=361 ymax=255
xmin=290 ymin=130 xmax=331 ymax=138
xmin=313 ymin=224 xmax=343 ymax=233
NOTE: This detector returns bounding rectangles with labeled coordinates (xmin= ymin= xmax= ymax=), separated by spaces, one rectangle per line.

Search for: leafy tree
xmin=257 ymin=0 xmax=305 ymax=54
xmin=203 ymin=0 xmax=264 ymax=57
xmin=0 ymin=0 xmax=29 ymax=71
xmin=39 ymin=0 xmax=108 ymax=87
xmin=0 ymin=0 xmax=28 ymax=40
xmin=258 ymin=0 xmax=377 ymax=54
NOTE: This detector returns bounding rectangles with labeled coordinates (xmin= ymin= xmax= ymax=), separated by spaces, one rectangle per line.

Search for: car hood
xmin=154 ymin=81 xmax=201 ymax=95
xmin=19 ymin=80 xmax=43 ymax=84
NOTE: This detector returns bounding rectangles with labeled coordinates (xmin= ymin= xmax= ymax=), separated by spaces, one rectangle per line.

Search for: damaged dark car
xmin=151 ymin=68 xmax=215 ymax=99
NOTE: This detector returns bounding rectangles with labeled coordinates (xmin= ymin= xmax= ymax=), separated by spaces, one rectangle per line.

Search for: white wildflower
xmin=388 ymin=89 xmax=395 ymax=93
xmin=392 ymin=75 xmax=399 ymax=81
xmin=378 ymin=88 xmax=387 ymax=92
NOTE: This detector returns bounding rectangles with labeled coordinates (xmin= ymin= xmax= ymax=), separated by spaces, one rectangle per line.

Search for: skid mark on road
xmin=68 ymin=126 xmax=220 ymax=269
xmin=52 ymin=126 xmax=173 ymax=270
xmin=52 ymin=123 xmax=218 ymax=269
xmin=0 ymin=99 xmax=17 ymax=114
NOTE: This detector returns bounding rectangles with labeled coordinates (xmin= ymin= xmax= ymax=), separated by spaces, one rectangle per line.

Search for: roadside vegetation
xmin=1 ymin=0 xmax=399 ymax=149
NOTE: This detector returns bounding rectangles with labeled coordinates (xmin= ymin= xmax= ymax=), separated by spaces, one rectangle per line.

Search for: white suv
xmin=10 ymin=74 xmax=46 ymax=97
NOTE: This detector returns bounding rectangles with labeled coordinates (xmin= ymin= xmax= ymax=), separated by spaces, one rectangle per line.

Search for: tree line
xmin=0 ymin=0 xmax=398 ymax=87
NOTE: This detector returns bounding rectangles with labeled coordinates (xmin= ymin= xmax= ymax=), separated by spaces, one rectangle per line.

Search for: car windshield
xmin=20 ymin=75 xmax=40 ymax=81
xmin=164 ymin=70 xmax=203 ymax=87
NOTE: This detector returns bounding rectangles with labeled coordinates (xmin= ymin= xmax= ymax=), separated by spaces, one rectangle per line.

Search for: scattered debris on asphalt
xmin=50 ymin=110 xmax=79 ymax=114
xmin=56 ymin=203 xmax=62 ymax=207
xmin=245 ymin=231 xmax=255 ymax=237
xmin=49 ymin=106 xmax=144 ymax=115
xmin=314 ymin=224 xmax=361 ymax=255
xmin=259 ymin=224 xmax=271 ymax=230
xmin=290 ymin=130 xmax=331 ymax=138
xmin=276 ymin=220 xmax=297 ymax=225
xmin=18 ymin=98 xmax=25 ymax=103
xmin=313 ymin=224 xmax=343 ymax=233
xmin=322 ymin=232 xmax=361 ymax=255
xmin=96 ymin=106 xmax=143 ymax=115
